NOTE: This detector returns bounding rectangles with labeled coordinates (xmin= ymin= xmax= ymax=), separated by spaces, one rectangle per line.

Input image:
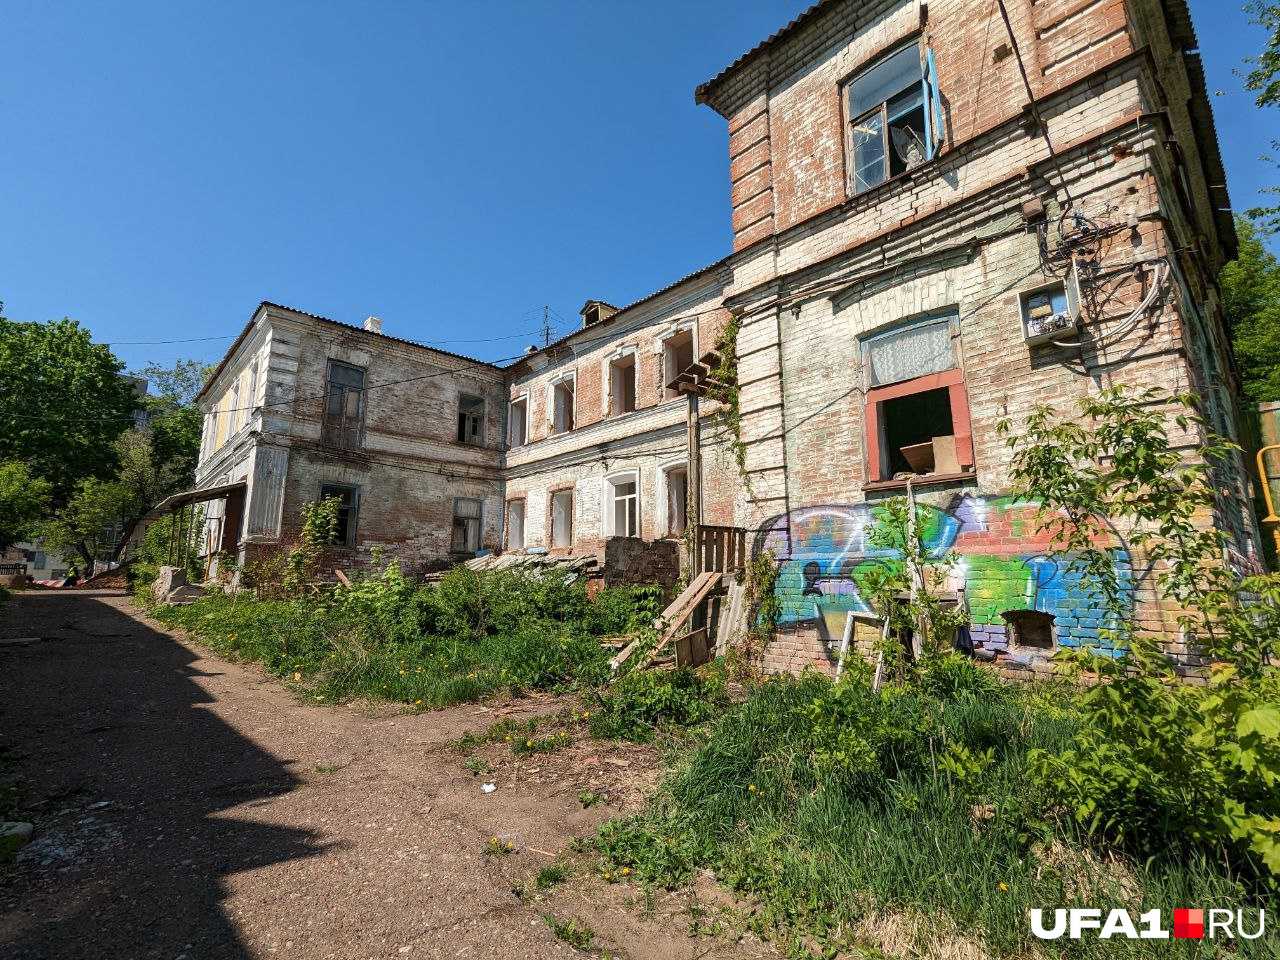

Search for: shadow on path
xmin=0 ymin=590 xmax=325 ymax=960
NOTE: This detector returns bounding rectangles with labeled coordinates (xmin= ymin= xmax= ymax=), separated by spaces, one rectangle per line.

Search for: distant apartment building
xmin=189 ymin=0 xmax=1258 ymax=673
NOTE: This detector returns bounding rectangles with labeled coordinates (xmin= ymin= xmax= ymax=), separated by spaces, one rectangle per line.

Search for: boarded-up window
xmin=318 ymin=483 xmax=359 ymax=547
xmin=551 ymin=489 xmax=573 ymax=548
xmin=323 ymin=361 xmax=365 ymax=450
xmin=457 ymin=395 xmax=486 ymax=446
xmin=552 ymin=380 xmax=575 ymax=434
xmin=452 ymin=497 xmax=483 ymax=554
xmin=663 ymin=330 xmax=695 ymax=401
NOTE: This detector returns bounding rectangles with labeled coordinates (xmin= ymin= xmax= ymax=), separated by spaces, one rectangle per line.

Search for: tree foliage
xmin=1245 ymin=2 xmax=1280 ymax=231
xmin=1001 ymin=386 xmax=1280 ymax=882
xmin=0 ymin=462 xmax=52 ymax=551
xmin=1222 ymin=217 xmax=1280 ymax=402
xmin=36 ymin=358 xmax=209 ymax=569
xmin=0 ymin=310 xmax=140 ymax=497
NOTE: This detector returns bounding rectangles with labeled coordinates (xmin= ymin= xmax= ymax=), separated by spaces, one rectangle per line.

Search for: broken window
xmin=550 ymin=489 xmax=573 ymax=548
xmin=457 ymin=394 xmax=486 ymax=446
xmin=662 ymin=329 xmax=696 ymax=401
xmin=1002 ymin=610 xmax=1056 ymax=652
xmin=451 ymin=497 xmax=483 ymax=554
xmin=508 ymin=396 xmax=528 ymax=447
xmin=322 ymin=361 xmax=366 ymax=450
xmin=609 ymin=353 xmax=637 ymax=416
xmin=862 ymin=312 xmax=974 ymax=482
xmin=552 ymin=379 xmax=575 ymax=434
xmin=845 ymin=42 xmax=942 ymax=194
xmin=506 ymin=499 xmax=526 ymax=551
xmin=664 ymin=465 xmax=688 ymax=537
xmin=607 ymin=473 xmax=640 ymax=538
xmin=318 ymin=483 xmax=359 ymax=547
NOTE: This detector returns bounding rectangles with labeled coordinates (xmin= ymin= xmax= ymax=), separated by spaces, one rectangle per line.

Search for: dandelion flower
xmin=748 ymin=784 xmax=757 ymax=793
xmin=415 ymin=699 xmax=422 ymax=705
xmin=621 ymin=867 xmax=631 ymax=875
xmin=999 ymin=882 xmax=1008 ymax=892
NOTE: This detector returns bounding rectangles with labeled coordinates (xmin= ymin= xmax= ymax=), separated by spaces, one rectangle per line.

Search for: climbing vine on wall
xmin=705 ymin=315 xmax=751 ymax=495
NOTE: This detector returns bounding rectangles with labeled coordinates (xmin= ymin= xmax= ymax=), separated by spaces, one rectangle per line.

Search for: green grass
xmin=544 ymin=915 xmax=594 ymax=949
xmin=595 ymin=669 xmax=1271 ymax=960
xmin=535 ymin=863 xmax=568 ymax=889
xmin=149 ymin=569 xmax=659 ymax=710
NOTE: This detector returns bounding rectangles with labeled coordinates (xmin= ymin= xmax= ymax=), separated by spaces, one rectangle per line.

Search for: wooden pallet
xmin=611 ymin=571 xmax=722 ymax=673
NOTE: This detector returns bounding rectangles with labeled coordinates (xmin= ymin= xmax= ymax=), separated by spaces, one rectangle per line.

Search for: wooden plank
xmin=613 ymin=571 xmax=720 ymax=675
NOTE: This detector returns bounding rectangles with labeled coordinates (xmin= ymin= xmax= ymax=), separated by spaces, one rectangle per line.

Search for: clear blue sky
xmin=1 ymin=1 xmax=1273 ymax=376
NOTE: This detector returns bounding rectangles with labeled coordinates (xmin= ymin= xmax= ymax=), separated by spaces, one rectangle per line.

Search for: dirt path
xmin=0 ymin=590 xmax=778 ymax=960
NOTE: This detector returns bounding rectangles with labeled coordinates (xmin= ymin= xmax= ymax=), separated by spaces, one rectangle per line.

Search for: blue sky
xmin=1 ymin=1 xmax=1273 ymax=376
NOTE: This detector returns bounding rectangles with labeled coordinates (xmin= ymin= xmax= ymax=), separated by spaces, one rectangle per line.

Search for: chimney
xmin=579 ymin=300 xmax=618 ymax=328
xmin=363 ymin=315 xmax=383 ymax=334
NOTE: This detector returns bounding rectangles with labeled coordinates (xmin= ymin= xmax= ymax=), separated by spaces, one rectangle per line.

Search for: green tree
xmin=1221 ymin=217 xmax=1280 ymax=401
xmin=0 ymin=462 xmax=52 ymax=551
xmin=37 ymin=359 xmax=210 ymax=570
xmin=133 ymin=359 xmax=212 ymax=502
xmin=38 ymin=477 xmax=127 ymax=572
xmin=0 ymin=309 xmax=140 ymax=497
xmin=1245 ymin=2 xmax=1280 ymax=231
xmin=1000 ymin=387 xmax=1280 ymax=880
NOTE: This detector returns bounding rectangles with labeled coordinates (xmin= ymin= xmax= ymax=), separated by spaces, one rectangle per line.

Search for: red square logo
xmin=1174 ymin=909 xmax=1204 ymax=939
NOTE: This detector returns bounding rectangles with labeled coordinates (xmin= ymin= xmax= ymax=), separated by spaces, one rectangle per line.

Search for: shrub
xmin=589 ymin=666 xmax=730 ymax=742
xmin=1001 ymin=386 xmax=1280 ymax=882
xmin=148 ymin=564 xmax=661 ymax=710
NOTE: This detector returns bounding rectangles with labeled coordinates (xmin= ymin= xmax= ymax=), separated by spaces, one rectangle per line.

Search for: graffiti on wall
xmin=758 ymin=495 xmax=1132 ymax=653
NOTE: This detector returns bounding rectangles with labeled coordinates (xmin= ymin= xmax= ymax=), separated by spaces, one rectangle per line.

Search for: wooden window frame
xmin=317 ymin=482 xmax=360 ymax=548
xmin=451 ymin=497 xmax=484 ymax=554
xmin=322 ymin=360 xmax=366 ymax=451
xmin=457 ymin=394 xmax=487 ymax=447
xmin=549 ymin=487 xmax=574 ymax=550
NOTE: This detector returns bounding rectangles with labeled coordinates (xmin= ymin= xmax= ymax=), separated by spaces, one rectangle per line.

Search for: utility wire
xmin=0 ymin=350 xmax=531 ymax=423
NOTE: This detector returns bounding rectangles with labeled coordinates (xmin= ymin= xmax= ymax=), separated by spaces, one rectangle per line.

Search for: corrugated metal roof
xmin=197 ymin=301 xmax=503 ymax=402
xmin=695 ymin=1 xmax=832 ymax=106
xmin=510 ymin=254 xmax=733 ymax=366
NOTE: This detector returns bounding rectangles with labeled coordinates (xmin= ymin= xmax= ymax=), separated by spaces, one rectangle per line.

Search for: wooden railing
xmin=695 ymin=525 xmax=747 ymax=575
xmin=0 ymin=563 xmax=28 ymax=576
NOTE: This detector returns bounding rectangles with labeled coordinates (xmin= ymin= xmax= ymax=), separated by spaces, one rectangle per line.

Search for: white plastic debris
xmin=481 ymin=783 xmax=496 ymax=794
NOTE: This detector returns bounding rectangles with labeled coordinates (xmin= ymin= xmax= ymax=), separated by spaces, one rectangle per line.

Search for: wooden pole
xmin=687 ymin=389 xmax=702 ymax=576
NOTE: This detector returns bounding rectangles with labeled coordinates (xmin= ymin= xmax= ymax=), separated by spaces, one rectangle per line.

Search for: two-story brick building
xmin=193 ymin=302 xmax=507 ymax=576
xmin=189 ymin=0 xmax=1259 ymax=672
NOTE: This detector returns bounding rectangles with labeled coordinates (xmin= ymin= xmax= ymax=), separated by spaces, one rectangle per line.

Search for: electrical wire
xmin=1049 ymin=259 xmax=1169 ymax=348
xmin=0 ymin=350 xmax=532 ymax=423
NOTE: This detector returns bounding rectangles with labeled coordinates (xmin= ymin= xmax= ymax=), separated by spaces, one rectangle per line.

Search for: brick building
xmin=191 ymin=0 xmax=1259 ymax=673
xmin=193 ymin=303 xmax=506 ymax=577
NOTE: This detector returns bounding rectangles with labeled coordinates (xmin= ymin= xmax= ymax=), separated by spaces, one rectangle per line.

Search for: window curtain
xmin=865 ymin=316 xmax=955 ymax=387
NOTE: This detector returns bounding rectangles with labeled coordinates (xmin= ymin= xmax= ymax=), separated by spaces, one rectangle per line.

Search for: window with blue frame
xmin=845 ymin=42 xmax=942 ymax=194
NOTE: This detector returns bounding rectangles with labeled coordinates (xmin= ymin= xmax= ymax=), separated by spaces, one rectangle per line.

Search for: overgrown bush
xmin=150 ymin=563 xmax=659 ymax=710
xmin=1001 ymin=387 xmax=1280 ymax=883
xmin=588 ymin=666 xmax=730 ymax=742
